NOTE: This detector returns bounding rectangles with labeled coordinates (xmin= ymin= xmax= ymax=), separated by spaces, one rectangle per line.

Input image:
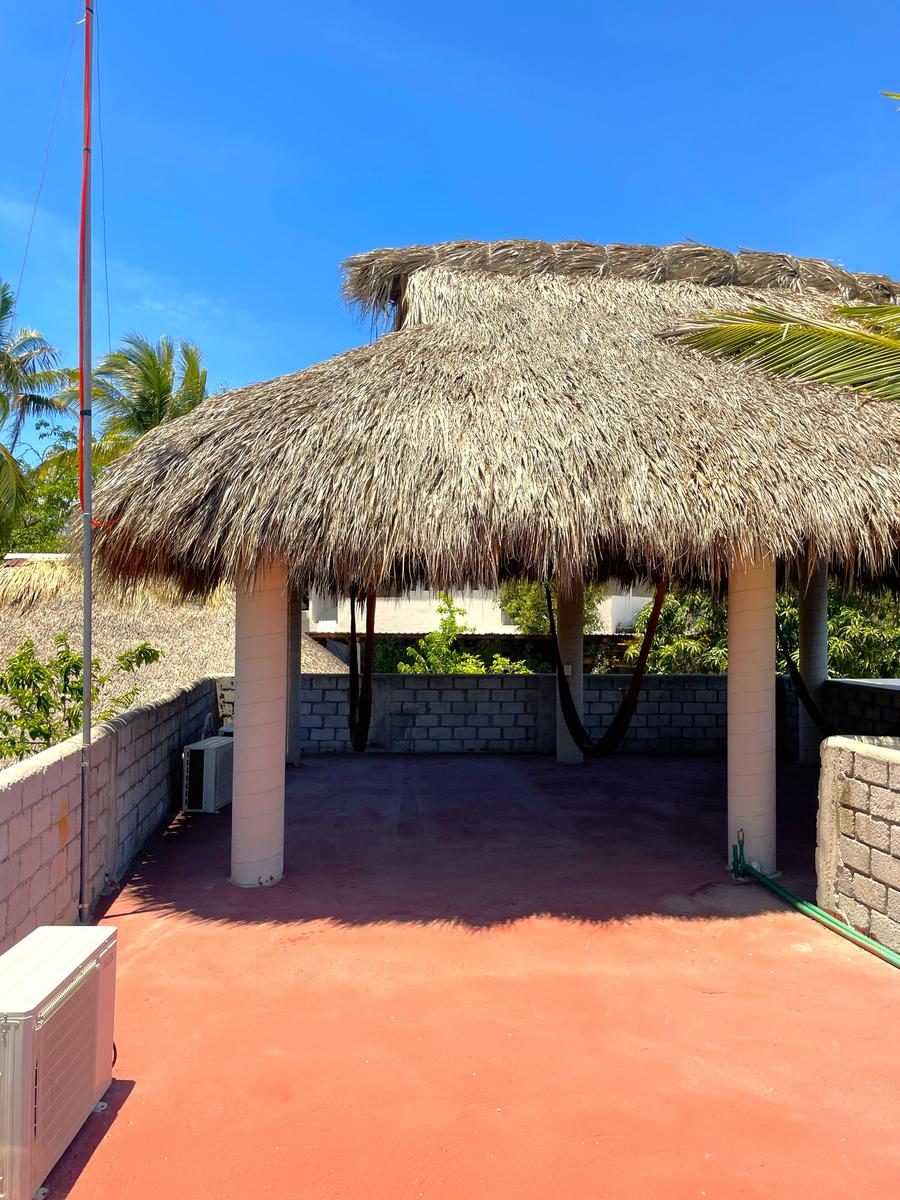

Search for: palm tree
xmin=666 ymin=92 xmax=900 ymax=397
xmin=90 ymin=332 xmax=207 ymax=442
xmin=664 ymin=303 xmax=900 ymax=401
xmin=0 ymin=280 xmax=71 ymax=538
xmin=0 ymin=280 xmax=71 ymax=446
xmin=54 ymin=333 xmax=208 ymax=469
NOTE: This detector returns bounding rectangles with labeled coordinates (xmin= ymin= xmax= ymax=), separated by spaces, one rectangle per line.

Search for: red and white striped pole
xmin=78 ymin=1 xmax=94 ymax=923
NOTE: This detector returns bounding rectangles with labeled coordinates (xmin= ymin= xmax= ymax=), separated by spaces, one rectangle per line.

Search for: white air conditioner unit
xmin=182 ymin=735 xmax=234 ymax=813
xmin=0 ymin=925 xmax=117 ymax=1200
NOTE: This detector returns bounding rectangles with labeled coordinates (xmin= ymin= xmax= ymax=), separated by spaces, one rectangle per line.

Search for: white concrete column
xmin=231 ymin=562 xmax=288 ymax=888
xmin=285 ymin=586 xmax=304 ymax=767
xmin=798 ymin=558 xmax=829 ymax=766
xmin=727 ymin=556 xmax=777 ymax=874
xmin=555 ymin=583 xmax=584 ymax=764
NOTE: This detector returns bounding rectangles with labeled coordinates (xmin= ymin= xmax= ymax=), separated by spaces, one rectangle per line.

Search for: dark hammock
xmin=547 ymin=577 xmax=669 ymax=757
xmin=348 ymin=585 xmax=376 ymax=752
xmin=771 ymin=616 xmax=900 ymax=741
xmin=775 ymin=615 xmax=838 ymax=737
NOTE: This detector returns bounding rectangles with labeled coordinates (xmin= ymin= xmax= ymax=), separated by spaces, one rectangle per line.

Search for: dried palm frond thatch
xmin=0 ymin=558 xmax=347 ymax=689
xmin=0 ymin=554 xmax=227 ymax=609
xmin=88 ymin=241 xmax=900 ymax=599
xmin=342 ymin=239 xmax=899 ymax=320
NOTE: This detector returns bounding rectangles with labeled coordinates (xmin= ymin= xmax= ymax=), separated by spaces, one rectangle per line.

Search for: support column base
xmin=229 ymin=872 xmax=283 ymax=889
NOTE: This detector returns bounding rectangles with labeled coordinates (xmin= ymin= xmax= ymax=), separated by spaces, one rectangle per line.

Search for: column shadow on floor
xmin=113 ymin=754 xmax=819 ymax=930
xmin=42 ymin=1078 xmax=136 ymax=1198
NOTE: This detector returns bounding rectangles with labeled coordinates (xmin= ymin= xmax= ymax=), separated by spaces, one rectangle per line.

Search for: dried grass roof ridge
xmin=342 ymin=239 xmax=900 ymax=318
xmin=89 ymin=240 xmax=900 ymax=599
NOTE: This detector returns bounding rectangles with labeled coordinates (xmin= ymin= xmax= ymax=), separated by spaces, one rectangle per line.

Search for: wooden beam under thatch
xmin=87 ymin=240 xmax=900 ymax=599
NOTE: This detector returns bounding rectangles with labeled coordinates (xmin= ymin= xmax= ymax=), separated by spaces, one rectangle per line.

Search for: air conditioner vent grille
xmin=31 ymin=967 xmax=101 ymax=1185
xmin=0 ymin=926 xmax=116 ymax=1200
xmin=182 ymin=736 xmax=233 ymax=813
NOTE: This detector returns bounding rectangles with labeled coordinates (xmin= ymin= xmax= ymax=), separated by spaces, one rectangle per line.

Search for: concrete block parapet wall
xmin=294 ymin=673 xmax=776 ymax=755
xmin=818 ymin=735 xmax=900 ymax=954
xmin=0 ymin=676 xmax=225 ymax=953
xmin=301 ymin=673 xmax=551 ymax=754
xmin=585 ymin=674 xmax=729 ymax=755
xmin=825 ymin=679 xmax=900 ymax=738
xmin=217 ymin=677 xmax=235 ymax=722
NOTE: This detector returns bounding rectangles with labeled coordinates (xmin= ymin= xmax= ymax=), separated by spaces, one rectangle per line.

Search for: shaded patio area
xmin=50 ymin=754 xmax=900 ymax=1198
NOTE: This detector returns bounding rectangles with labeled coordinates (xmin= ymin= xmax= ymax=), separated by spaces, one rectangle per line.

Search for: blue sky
xmin=3 ymin=0 xmax=900 ymax=423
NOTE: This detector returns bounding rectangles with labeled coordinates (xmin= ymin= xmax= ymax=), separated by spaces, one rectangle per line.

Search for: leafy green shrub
xmin=625 ymin=586 xmax=900 ymax=678
xmin=7 ymin=422 xmax=79 ymax=553
xmin=623 ymin=590 xmax=728 ymax=674
xmin=397 ymin=594 xmax=530 ymax=675
xmin=497 ymin=581 xmax=604 ymax=634
xmin=0 ymin=634 xmax=161 ymax=760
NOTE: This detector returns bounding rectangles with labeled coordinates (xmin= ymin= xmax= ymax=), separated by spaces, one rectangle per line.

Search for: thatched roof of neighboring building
xmin=89 ymin=240 xmax=900 ymax=597
xmin=0 ymin=558 xmax=346 ymax=706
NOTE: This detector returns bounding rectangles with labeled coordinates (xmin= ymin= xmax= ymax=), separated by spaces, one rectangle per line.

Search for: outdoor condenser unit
xmin=0 ymin=925 xmax=117 ymax=1200
xmin=182 ymin=735 xmax=234 ymax=813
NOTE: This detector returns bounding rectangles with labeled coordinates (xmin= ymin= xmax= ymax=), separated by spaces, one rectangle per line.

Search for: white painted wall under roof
xmin=306 ymin=585 xmax=651 ymax=636
xmin=598 ymin=588 xmax=652 ymax=633
xmin=308 ymin=588 xmax=513 ymax=635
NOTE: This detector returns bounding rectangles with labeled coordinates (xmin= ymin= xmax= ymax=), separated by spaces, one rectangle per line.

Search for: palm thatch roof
xmin=0 ymin=557 xmax=347 ymax=695
xmin=89 ymin=240 xmax=900 ymax=597
xmin=0 ymin=554 xmax=224 ymax=609
xmin=342 ymin=239 xmax=900 ymax=319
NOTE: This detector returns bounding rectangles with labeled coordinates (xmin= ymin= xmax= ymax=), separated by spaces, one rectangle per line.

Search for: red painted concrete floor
xmin=48 ymin=754 xmax=900 ymax=1200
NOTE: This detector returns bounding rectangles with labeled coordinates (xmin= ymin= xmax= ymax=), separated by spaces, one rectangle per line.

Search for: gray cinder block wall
xmin=297 ymin=673 xmax=734 ymax=754
xmin=217 ymin=677 xmax=235 ymax=722
xmin=826 ymin=680 xmax=900 ymax=738
xmin=0 ymin=676 xmax=223 ymax=953
xmin=818 ymin=734 xmax=900 ymax=954
xmin=287 ymin=673 xmax=900 ymax=759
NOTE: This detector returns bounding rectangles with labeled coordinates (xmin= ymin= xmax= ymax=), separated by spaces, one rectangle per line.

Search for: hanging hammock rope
xmin=348 ymin=584 xmax=376 ymax=752
xmin=547 ymin=576 xmax=669 ymax=757
xmin=344 ymin=579 xmax=891 ymax=756
xmin=775 ymin=614 xmax=838 ymax=737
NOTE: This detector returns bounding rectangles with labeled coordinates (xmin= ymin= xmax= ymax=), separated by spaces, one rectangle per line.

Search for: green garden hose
xmin=731 ymin=831 xmax=900 ymax=971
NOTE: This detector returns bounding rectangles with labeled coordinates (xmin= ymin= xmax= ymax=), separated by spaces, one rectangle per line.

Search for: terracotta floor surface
xmin=46 ymin=754 xmax=900 ymax=1200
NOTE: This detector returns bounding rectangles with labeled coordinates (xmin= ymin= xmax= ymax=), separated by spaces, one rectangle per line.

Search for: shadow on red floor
xmin=50 ymin=754 xmax=900 ymax=1200
xmin=117 ymin=753 xmax=819 ymax=929
xmin=42 ymin=1079 xmax=135 ymax=1198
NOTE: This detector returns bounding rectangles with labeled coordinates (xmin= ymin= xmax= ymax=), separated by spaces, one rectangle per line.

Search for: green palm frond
xmin=0 ymin=282 xmax=15 ymax=349
xmin=0 ymin=282 xmax=70 ymax=450
xmin=833 ymin=304 xmax=900 ymax=334
xmin=0 ymin=444 xmax=29 ymax=539
xmin=36 ymin=429 xmax=138 ymax=480
xmin=174 ymin=342 xmax=208 ymax=416
xmin=664 ymin=304 xmax=900 ymax=401
xmin=87 ymin=333 xmax=208 ymax=438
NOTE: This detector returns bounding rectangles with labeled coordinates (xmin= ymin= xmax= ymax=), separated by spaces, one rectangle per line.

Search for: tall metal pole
xmin=78 ymin=2 xmax=94 ymax=923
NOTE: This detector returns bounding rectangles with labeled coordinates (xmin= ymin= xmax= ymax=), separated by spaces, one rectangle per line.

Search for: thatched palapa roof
xmin=0 ymin=557 xmax=348 ymax=696
xmin=342 ymin=239 xmax=900 ymax=318
xmin=89 ymin=240 xmax=900 ymax=597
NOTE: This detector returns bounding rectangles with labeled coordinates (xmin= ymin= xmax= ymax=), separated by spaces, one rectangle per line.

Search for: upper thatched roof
xmin=90 ymin=240 xmax=900 ymax=597
xmin=343 ymin=239 xmax=900 ymax=319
